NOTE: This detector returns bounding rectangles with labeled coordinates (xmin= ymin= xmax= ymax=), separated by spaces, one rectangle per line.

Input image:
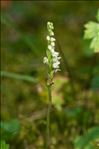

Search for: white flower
xmin=46 ymin=36 xmax=50 ymax=41
xmin=43 ymin=57 xmax=48 ymax=64
xmin=50 ymin=48 xmax=55 ymax=53
xmin=47 ymin=22 xmax=54 ymax=30
xmin=53 ymin=61 xmax=60 ymax=69
xmin=57 ymin=57 xmax=61 ymax=60
xmin=48 ymin=45 xmax=54 ymax=51
xmin=50 ymin=31 xmax=54 ymax=36
xmin=51 ymin=37 xmax=56 ymax=42
xmin=52 ymin=51 xmax=59 ymax=57
xmin=43 ymin=21 xmax=61 ymax=73
xmin=54 ymin=69 xmax=61 ymax=73
xmin=53 ymin=57 xmax=61 ymax=63
xmin=51 ymin=42 xmax=55 ymax=47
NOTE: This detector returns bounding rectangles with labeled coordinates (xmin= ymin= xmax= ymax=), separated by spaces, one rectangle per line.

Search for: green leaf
xmin=1 ymin=119 xmax=20 ymax=140
xmin=84 ymin=22 xmax=99 ymax=39
xmin=85 ymin=143 xmax=94 ymax=149
xmin=74 ymin=127 xmax=99 ymax=149
xmin=84 ymin=10 xmax=99 ymax=53
xmin=0 ymin=140 xmax=9 ymax=149
xmin=0 ymin=71 xmax=38 ymax=83
xmin=90 ymin=34 xmax=99 ymax=53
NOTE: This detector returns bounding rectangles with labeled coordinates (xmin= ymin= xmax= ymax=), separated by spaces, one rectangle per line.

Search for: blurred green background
xmin=1 ymin=1 xmax=99 ymax=149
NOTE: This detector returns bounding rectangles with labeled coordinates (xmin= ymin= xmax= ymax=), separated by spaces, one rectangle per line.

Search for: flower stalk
xmin=43 ymin=21 xmax=61 ymax=148
xmin=46 ymin=83 xmax=52 ymax=148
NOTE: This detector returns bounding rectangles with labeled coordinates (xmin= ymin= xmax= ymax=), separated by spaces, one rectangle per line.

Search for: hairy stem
xmin=46 ymin=84 xmax=52 ymax=149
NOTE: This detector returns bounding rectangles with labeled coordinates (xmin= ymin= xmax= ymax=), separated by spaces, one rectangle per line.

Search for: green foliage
xmin=1 ymin=1 xmax=99 ymax=149
xmin=74 ymin=127 xmax=99 ymax=149
xmin=0 ymin=71 xmax=38 ymax=83
xmin=84 ymin=10 xmax=99 ymax=53
xmin=0 ymin=140 xmax=9 ymax=149
xmin=1 ymin=119 xmax=20 ymax=141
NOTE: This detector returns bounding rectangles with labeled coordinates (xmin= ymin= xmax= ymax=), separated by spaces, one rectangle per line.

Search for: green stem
xmin=46 ymin=84 xmax=52 ymax=149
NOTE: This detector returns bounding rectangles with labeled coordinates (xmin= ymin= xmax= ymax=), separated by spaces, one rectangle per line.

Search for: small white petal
xmin=51 ymin=31 xmax=54 ymax=36
xmin=57 ymin=56 xmax=61 ymax=60
xmin=49 ymin=30 xmax=54 ymax=36
xmin=56 ymin=61 xmax=60 ymax=65
xmin=53 ymin=61 xmax=60 ymax=69
xmin=51 ymin=37 xmax=56 ymax=41
xmin=51 ymin=42 xmax=55 ymax=47
xmin=46 ymin=36 xmax=50 ymax=41
xmin=52 ymin=51 xmax=59 ymax=57
xmin=54 ymin=69 xmax=61 ymax=73
xmin=53 ymin=57 xmax=60 ymax=63
xmin=47 ymin=22 xmax=50 ymax=26
xmin=48 ymin=45 xmax=52 ymax=50
xmin=48 ymin=45 xmax=55 ymax=52
xmin=43 ymin=57 xmax=48 ymax=64
xmin=50 ymin=48 xmax=55 ymax=53
xmin=47 ymin=22 xmax=54 ymax=29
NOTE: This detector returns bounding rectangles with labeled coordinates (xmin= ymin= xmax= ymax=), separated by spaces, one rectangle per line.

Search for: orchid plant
xmin=43 ymin=22 xmax=61 ymax=148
